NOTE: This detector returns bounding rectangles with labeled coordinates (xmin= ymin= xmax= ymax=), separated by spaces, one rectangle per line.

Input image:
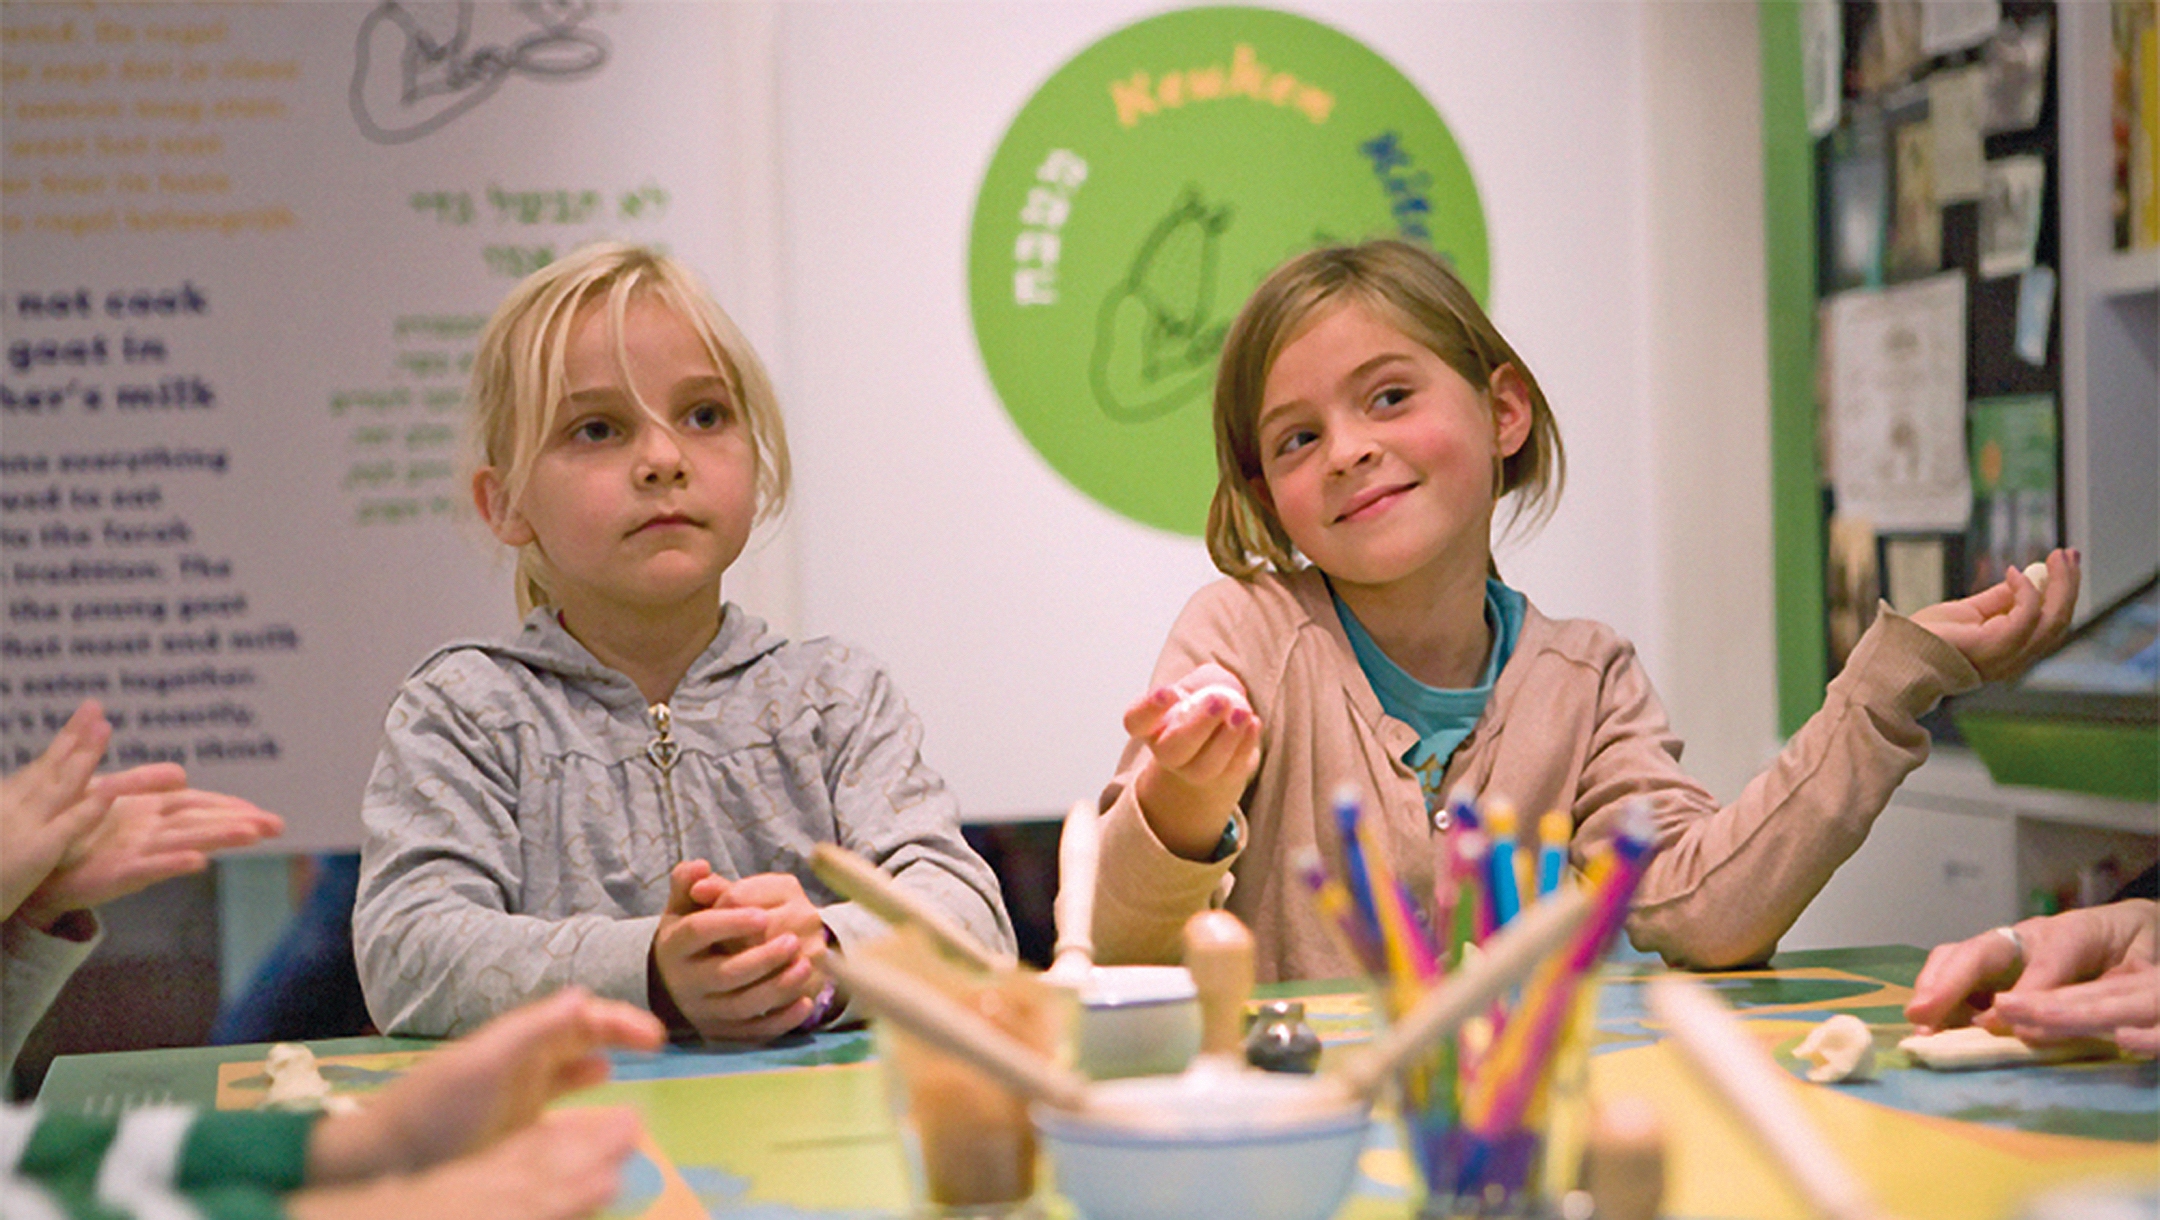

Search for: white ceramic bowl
xmin=1072 ymin=965 xmax=1202 ymax=1080
xmin=1033 ymin=1071 xmax=1370 ymax=1220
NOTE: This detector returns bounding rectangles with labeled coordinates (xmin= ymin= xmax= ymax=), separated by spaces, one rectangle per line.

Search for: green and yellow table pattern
xmin=37 ymin=947 xmax=2158 ymax=1219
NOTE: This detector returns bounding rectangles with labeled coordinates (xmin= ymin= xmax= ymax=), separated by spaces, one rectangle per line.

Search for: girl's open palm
xmin=1909 ymin=549 xmax=2079 ymax=682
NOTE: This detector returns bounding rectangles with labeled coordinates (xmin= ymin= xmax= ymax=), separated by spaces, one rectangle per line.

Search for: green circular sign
xmin=970 ymin=5 xmax=1487 ymax=536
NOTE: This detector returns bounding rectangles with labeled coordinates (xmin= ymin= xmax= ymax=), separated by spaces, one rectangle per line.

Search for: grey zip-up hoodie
xmin=354 ymin=605 xmax=1015 ymax=1037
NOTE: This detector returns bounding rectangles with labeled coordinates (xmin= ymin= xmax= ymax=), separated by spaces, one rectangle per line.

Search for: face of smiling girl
xmin=480 ymin=296 xmax=758 ymax=627
xmin=1251 ymin=299 xmax=1530 ymax=602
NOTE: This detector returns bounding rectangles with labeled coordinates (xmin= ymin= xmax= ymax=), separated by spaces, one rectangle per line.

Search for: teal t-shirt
xmin=1334 ymin=578 xmax=1526 ymax=812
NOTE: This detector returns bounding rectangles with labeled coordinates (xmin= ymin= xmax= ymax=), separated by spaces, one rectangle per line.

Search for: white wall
xmin=775 ymin=0 xmax=1703 ymax=820
xmin=1640 ymin=2 xmax=1780 ymax=801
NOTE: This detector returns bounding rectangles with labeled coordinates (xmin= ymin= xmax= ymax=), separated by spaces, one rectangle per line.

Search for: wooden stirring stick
xmin=1647 ymin=976 xmax=1890 ymax=1220
xmin=821 ymin=951 xmax=1092 ymax=1111
xmin=1048 ymin=798 xmax=1101 ymax=986
xmin=811 ymin=843 xmax=1014 ymax=974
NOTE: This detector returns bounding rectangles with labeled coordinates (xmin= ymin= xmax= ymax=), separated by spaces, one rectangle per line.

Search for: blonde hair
xmin=1206 ymin=239 xmax=1565 ymax=578
xmin=467 ymin=242 xmax=790 ymax=615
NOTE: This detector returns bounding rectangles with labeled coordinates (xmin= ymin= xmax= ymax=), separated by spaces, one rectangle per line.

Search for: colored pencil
xmin=1486 ymin=801 xmax=1523 ymax=927
xmin=1536 ymin=809 xmax=1570 ymax=898
xmin=1296 ymin=847 xmax=1385 ymax=977
xmin=1466 ymin=804 xmax=1655 ymax=1136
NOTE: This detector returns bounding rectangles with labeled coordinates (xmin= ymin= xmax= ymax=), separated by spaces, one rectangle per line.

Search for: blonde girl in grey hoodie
xmin=355 ymin=244 xmax=1012 ymax=1042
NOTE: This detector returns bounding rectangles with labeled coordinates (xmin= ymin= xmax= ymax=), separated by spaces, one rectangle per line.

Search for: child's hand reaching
xmin=651 ymin=860 xmax=824 ymax=1042
xmin=1906 ymin=901 xmax=2158 ymax=1054
xmin=2 ymin=700 xmax=122 ymax=920
xmin=296 ymin=987 xmax=661 ymax=1220
xmin=14 ymin=784 xmax=284 ymax=933
xmin=1909 ymin=548 xmax=2080 ymax=682
xmin=1123 ymin=663 xmax=1261 ymax=861
xmin=292 ymin=1108 xmax=645 ymax=1220
xmin=307 ymin=986 xmax=663 ymax=1183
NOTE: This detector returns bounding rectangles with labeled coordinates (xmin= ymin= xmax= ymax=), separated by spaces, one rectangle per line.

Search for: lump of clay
xmin=1795 ymin=1014 xmax=1876 ymax=1083
xmin=1162 ymin=682 xmax=1249 ymax=734
xmin=1897 ymin=1025 xmax=2107 ymax=1071
xmin=2022 ymin=560 xmax=2050 ymax=595
xmin=262 ymin=1042 xmax=358 ymax=1113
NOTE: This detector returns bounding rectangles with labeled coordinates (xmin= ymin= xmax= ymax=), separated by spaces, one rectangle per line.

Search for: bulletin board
xmin=1762 ymin=0 xmax=2067 ymax=733
xmin=0 ymin=2 xmax=754 ymax=849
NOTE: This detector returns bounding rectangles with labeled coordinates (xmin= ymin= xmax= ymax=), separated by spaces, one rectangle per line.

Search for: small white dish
xmin=1072 ymin=965 xmax=1202 ymax=1080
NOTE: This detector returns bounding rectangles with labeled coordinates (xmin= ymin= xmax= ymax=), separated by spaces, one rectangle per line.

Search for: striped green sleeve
xmin=5 ymin=1104 xmax=312 ymax=1220
xmin=177 ymin=1111 xmax=318 ymax=1194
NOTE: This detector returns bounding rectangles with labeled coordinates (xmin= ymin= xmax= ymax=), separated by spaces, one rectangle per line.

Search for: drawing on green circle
xmin=969 ymin=6 xmax=1487 ymax=536
xmin=1090 ymin=186 xmax=1235 ymax=423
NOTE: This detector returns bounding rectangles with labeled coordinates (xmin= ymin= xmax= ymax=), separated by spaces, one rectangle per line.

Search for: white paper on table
xmin=1824 ymin=274 xmax=1973 ymax=533
xmin=1928 ymin=66 xmax=1986 ymax=203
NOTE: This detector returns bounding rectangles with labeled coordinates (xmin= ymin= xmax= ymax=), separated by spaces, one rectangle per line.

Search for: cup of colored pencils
xmin=1298 ymin=787 xmax=1656 ymax=1218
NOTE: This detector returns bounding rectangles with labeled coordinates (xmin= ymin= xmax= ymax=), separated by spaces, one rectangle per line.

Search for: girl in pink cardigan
xmin=1093 ymin=240 xmax=2080 ymax=980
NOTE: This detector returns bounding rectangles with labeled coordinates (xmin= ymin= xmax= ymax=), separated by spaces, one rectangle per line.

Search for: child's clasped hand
xmin=653 ymin=859 xmax=829 ymax=1042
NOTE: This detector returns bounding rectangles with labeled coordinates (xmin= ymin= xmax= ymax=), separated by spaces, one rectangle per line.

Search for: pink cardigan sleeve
xmin=1602 ymin=608 xmax=1980 ymax=967
xmin=1089 ymin=586 xmax=1253 ymax=966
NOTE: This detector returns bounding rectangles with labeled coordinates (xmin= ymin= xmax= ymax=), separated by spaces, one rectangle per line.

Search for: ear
xmin=473 ymin=467 xmax=535 ymax=546
xmin=1488 ymin=363 xmax=1534 ymax=460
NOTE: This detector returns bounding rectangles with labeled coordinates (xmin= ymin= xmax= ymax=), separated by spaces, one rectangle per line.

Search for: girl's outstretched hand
xmin=13 ymin=782 xmax=281 ymax=932
xmin=1909 ymin=548 xmax=2080 ymax=682
xmin=1123 ymin=663 xmax=1261 ymax=861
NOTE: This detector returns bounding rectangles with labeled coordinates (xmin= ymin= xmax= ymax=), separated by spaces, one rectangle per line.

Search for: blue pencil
xmin=1535 ymin=809 xmax=1570 ymax=898
xmin=1331 ymin=787 xmax=1383 ymax=946
xmin=1485 ymin=801 xmax=1522 ymax=927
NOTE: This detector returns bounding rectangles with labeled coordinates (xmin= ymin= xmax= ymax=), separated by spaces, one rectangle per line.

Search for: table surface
xmin=39 ymin=946 xmax=2159 ymax=1220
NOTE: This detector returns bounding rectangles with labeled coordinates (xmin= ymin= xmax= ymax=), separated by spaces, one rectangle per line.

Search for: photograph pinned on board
xmin=1855 ymin=0 xmax=1926 ymax=95
xmin=1883 ymin=536 xmax=1948 ymax=616
xmin=1920 ymin=0 xmax=2001 ymax=58
xmin=1826 ymin=513 xmax=1882 ymax=672
xmin=1927 ymin=65 xmax=1986 ymax=204
xmin=2014 ymin=266 xmax=2057 ymax=366
xmin=1829 ymin=110 xmax=1891 ymax=291
xmin=1889 ymin=119 xmax=1943 ymax=277
xmin=1980 ymin=155 xmax=2047 ymax=279
xmin=1981 ymin=14 xmax=2052 ymax=135
xmin=1802 ymin=0 xmax=1843 ymax=138
xmin=1966 ymin=393 xmax=2059 ymax=591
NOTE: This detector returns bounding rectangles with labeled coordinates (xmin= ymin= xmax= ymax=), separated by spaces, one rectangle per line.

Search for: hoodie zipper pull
xmin=646 ymin=702 xmax=680 ymax=776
